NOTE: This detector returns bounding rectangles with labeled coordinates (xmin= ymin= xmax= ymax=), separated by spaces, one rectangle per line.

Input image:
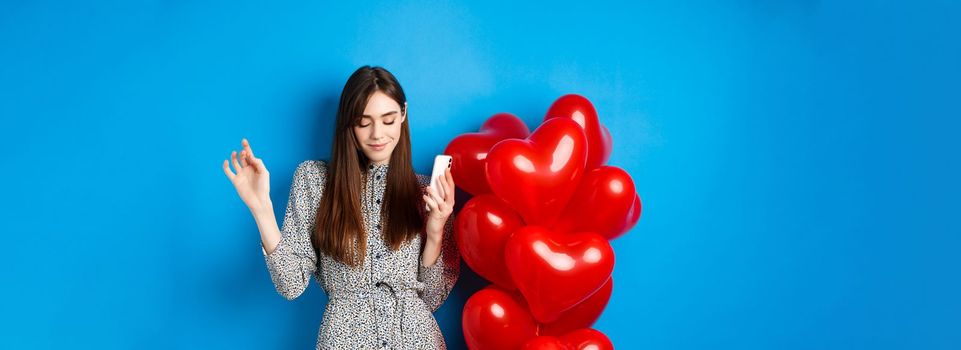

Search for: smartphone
xmin=427 ymin=155 xmax=453 ymax=211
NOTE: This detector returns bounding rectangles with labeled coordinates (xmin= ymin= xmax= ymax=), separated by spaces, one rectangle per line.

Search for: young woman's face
xmin=354 ymin=90 xmax=407 ymax=165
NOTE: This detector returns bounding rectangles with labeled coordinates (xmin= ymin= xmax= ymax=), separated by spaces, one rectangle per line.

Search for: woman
xmin=222 ymin=66 xmax=459 ymax=349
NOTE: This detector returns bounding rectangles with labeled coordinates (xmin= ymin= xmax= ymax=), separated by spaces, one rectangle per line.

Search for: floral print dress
xmin=261 ymin=160 xmax=459 ymax=349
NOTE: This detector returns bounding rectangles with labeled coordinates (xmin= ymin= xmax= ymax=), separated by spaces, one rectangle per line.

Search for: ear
xmin=401 ymin=102 xmax=408 ymax=122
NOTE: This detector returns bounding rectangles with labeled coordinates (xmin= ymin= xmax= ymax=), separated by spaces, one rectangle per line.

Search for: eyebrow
xmin=361 ymin=111 xmax=399 ymax=119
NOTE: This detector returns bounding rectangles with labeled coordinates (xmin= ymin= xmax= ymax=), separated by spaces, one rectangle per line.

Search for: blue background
xmin=2 ymin=0 xmax=959 ymax=349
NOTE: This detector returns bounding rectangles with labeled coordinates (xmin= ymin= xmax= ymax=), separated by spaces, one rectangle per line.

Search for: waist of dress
xmin=328 ymin=279 xmax=429 ymax=346
xmin=327 ymin=279 xmax=426 ymax=300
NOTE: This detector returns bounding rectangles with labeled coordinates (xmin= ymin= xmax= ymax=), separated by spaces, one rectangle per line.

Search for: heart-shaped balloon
xmin=522 ymin=336 xmax=573 ymax=350
xmin=558 ymin=329 xmax=614 ymax=350
xmin=463 ymin=286 xmax=539 ymax=350
xmin=522 ymin=328 xmax=614 ymax=350
xmin=505 ymin=226 xmax=615 ymax=323
xmin=455 ymin=194 xmax=525 ymax=289
xmin=544 ymin=94 xmax=612 ymax=171
xmin=540 ymin=278 xmax=613 ymax=336
xmin=486 ymin=118 xmax=588 ymax=226
xmin=552 ymin=166 xmax=640 ymax=240
xmin=624 ymin=192 xmax=642 ymax=234
xmin=445 ymin=112 xmax=530 ymax=195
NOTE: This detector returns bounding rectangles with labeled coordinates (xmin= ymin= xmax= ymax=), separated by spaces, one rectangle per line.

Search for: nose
xmin=369 ymin=123 xmax=385 ymax=143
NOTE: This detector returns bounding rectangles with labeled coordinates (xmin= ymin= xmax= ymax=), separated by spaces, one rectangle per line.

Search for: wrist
xmin=251 ymin=201 xmax=275 ymax=222
xmin=425 ymin=227 xmax=443 ymax=245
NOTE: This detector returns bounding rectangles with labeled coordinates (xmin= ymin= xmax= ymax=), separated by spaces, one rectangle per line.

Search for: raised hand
xmin=424 ymin=167 xmax=455 ymax=241
xmin=223 ymin=138 xmax=272 ymax=215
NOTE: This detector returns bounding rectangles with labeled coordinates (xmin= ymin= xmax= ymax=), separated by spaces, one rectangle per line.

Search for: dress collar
xmin=367 ymin=162 xmax=389 ymax=178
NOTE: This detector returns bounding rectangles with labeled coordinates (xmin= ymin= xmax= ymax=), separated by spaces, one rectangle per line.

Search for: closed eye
xmin=356 ymin=111 xmax=397 ymax=127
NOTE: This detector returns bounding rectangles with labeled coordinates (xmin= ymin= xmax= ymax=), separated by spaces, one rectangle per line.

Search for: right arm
xmin=223 ymin=138 xmax=321 ymax=301
xmin=260 ymin=160 xmax=322 ymax=301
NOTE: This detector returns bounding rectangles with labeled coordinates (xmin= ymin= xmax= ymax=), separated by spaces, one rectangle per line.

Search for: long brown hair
xmin=312 ymin=66 xmax=425 ymax=267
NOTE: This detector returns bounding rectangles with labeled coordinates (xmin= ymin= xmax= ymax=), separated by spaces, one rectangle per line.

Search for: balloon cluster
xmin=445 ymin=94 xmax=642 ymax=350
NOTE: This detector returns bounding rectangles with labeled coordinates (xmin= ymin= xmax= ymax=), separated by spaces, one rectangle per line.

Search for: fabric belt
xmin=328 ymin=278 xmax=426 ymax=348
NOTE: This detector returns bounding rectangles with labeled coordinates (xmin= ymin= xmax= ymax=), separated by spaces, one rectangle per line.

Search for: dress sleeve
xmin=262 ymin=160 xmax=323 ymax=301
xmin=417 ymin=208 xmax=460 ymax=312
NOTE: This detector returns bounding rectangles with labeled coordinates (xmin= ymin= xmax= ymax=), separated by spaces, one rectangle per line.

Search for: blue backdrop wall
xmin=2 ymin=0 xmax=959 ymax=349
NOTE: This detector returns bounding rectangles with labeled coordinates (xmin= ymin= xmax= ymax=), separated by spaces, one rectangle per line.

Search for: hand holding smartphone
xmin=427 ymin=155 xmax=453 ymax=212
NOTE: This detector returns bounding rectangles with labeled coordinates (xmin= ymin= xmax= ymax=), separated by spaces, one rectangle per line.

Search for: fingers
xmin=231 ymin=151 xmax=243 ymax=171
xmin=241 ymin=138 xmax=266 ymax=173
xmin=241 ymin=138 xmax=254 ymax=168
xmin=222 ymin=159 xmax=236 ymax=180
xmin=252 ymin=157 xmax=266 ymax=174
xmin=436 ymin=178 xmax=447 ymax=201
xmin=431 ymin=168 xmax=455 ymax=204
xmin=444 ymin=168 xmax=455 ymax=203
xmin=242 ymin=138 xmax=255 ymax=159
xmin=426 ymin=185 xmax=447 ymax=213
xmin=227 ymin=138 xmax=261 ymax=178
xmin=423 ymin=191 xmax=438 ymax=212
xmin=240 ymin=150 xmax=251 ymax=168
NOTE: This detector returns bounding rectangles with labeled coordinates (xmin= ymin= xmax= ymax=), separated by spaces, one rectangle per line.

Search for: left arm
xmin=419 ymin=167 xmax=461 ymax=311
xmin=421 ymin=226 xmax=443 ymax=268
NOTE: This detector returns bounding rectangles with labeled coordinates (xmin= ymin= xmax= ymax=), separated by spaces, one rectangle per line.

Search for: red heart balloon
xmin=455 ymin=194 xmax=525 ymax=289
xmin=552 ymin=166 xmax=640 ymax=240
xmin=544 ymin=94 xmax=612 ymax=171
xmin=624 ymin=192 xmax=642 ymax=234
xmin=505 ymin=226 xmax=615 ymax=323
xmin=445 ymin=112 xmax=530 ymax=196
xmin=540 ymin=278 xmax=613 ymax=336
xmin=486 ymin=118 xmax=588 ymax=226
xmin=522 ymin=336 xmax=573 ymax=350
xmin=522 ymin=328 xmax=613 ymax=350
xmin=463 ymin=286 xmax=539 ymax=350
xmin=558 ymin=329 xmax=614 ymax=350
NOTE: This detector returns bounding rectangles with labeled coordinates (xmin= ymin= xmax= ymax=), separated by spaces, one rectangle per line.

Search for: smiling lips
xmin=369 ymin=142 xmax=387 ymax=150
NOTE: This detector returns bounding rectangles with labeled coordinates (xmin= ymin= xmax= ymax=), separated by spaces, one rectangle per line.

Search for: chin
xmin=362 ymin=142 xmax=395 ymax=162
xmin=366 ymin=151 xmax=390 ymax=163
